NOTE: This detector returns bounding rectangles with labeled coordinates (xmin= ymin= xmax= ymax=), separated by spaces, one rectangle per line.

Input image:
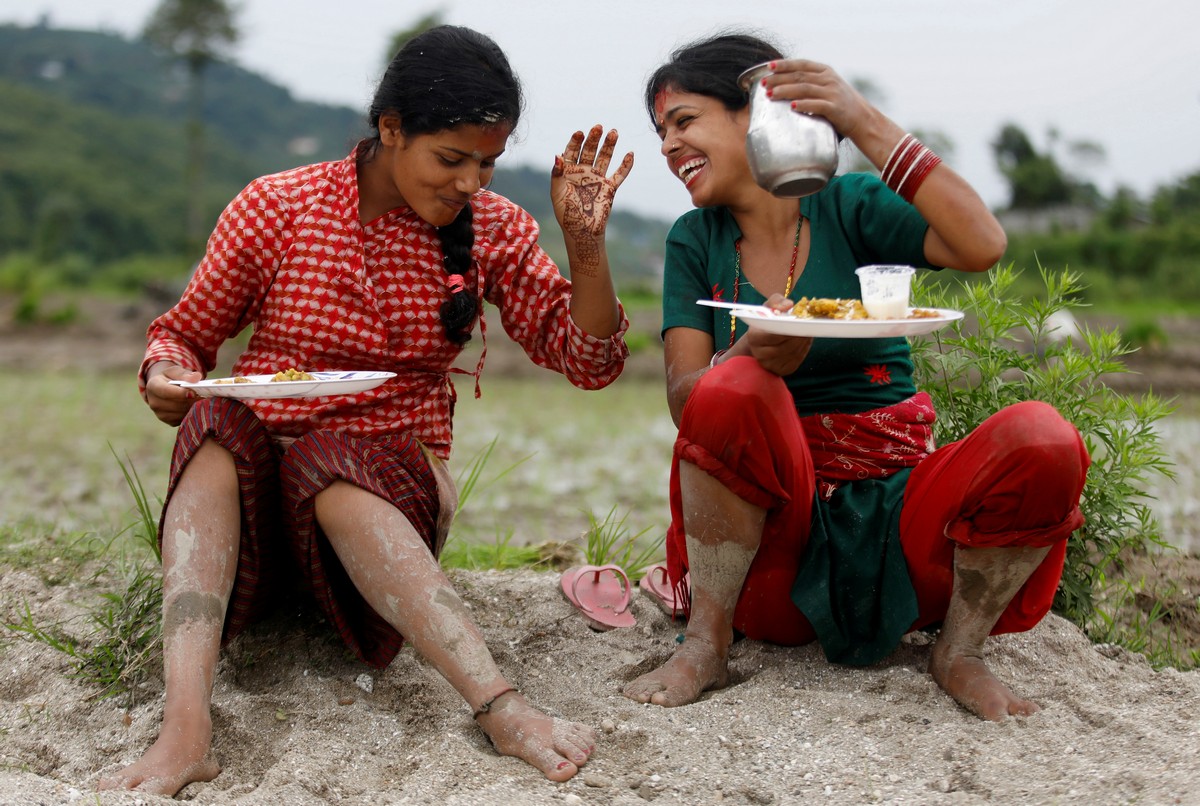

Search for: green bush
xmin=0 ymin=251 xmax=190 ymax=296
xmin=1002 ymin=212 xmax=1200 ymax=307
xmin=0 ymin=251 xmax=40 ymax=292
xmin=910 ymin=264 xmax=1175 ymax=629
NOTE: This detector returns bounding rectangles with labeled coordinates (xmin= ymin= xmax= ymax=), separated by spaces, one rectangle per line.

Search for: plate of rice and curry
xmin=697 ymin=298 xmax=964 ymax=338
xmin=170 ymin=369 xmax=396 ymax=399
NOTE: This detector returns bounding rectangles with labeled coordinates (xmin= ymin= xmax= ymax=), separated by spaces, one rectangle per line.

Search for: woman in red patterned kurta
xmin=100 ymin=26 xmax=632 ymax=796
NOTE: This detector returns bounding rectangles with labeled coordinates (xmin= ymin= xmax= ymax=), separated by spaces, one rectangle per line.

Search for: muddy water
xmin=1150 ymin=415 xmax=1199 ymax=554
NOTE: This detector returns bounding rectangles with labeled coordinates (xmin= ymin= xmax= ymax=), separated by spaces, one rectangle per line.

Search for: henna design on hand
xmin=552 ymin=128 xmax=634 ymax=278
xmin=556 ymin=166 xmax=606 ymax=276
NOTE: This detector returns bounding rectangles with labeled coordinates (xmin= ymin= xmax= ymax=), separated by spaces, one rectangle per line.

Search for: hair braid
xmin=437 ymin=204 xmax=478 ymax=344
xmin=361 ymin=25 xmax=522 ymax=345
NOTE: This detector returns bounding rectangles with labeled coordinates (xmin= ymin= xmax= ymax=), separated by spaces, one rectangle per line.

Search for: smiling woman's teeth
xmin=677 ymin=158 xmax=705 ymax=182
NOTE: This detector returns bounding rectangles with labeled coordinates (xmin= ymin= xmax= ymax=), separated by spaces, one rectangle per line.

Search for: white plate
xmin=696 ymin=299 xmax=963 ymax=338
xmin=170 ymin=371 xmax=397 ymax=399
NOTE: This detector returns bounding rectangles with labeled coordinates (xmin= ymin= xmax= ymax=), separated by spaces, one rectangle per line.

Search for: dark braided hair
xmin=362 ymin=26 xmax=524 ymax=344
xmin=644 ymin=32 xmax=784 ymax=122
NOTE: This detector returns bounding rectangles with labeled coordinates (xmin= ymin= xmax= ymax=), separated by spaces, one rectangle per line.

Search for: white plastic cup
xmin=855 ymin=265 xmax=915 ymax=319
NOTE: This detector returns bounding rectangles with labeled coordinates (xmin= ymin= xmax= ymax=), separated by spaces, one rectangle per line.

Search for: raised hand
xmin=758 ymin=59 xmax=873 ymax=142
xmin=551 ymin=125 xmax=634 ymax=275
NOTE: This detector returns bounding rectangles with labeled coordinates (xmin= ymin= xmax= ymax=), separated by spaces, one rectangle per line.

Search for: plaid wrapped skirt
xmin=160 ymin=397 xmax=441 ymax=668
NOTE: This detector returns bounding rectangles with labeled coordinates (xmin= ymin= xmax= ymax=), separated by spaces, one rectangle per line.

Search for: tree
xmin=383 ymin=11 xmax=444 ymax=67
xmin=142 ymin=0 xmax=240 ymax=255
xmin=992 ymin=122 xmax=1106 ymax=211
xmin=1102 ymin=186 xmax=1143 ymax=230
xmin=1151 ymin=169 xmax=1200 ymax=225
xmin=842 ymin=79 xmax=956 ymax=176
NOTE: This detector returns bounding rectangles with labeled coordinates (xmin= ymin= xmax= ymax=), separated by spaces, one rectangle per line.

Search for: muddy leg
xmin=623 ymin=462 xmax=762 ymax=707
xmin=98 ymin=440 xmax=239 ymax=796
xmin=315 ymin=481 xmax=594 ymax=782
xmin=930 ymin=544 xmax=1052 ymax=720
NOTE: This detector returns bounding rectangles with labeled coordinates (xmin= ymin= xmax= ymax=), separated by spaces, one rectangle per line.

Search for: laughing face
xmin=654 ymin=86 xmax=753 ymax=208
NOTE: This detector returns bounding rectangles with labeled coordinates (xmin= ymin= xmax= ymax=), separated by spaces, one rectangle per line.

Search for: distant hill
xmin=0 ymin=23 xmax=668 ymax=288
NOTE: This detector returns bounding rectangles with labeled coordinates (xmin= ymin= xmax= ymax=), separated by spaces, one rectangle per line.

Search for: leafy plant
xmin=442 ymin=436 xmax=615 ymax=571
xmin=911 ymin=263 xmax=1176 ymax=631
xmin=451 ymin=435 xmax=531 ymax=519
xmin=3 ymin=453 xmax=164 ymax=703
xmin=440 ymin=435 xmax=545 ymax=570
xmin=75 ymin=562 xmax=163 ymax=702
xmin=111 ymin=444 xmax=162 ymax=562
xmin=580 ymin=505 xmax=664 ymax=576
xmin=6 ymin=560 xmax=163 ymax=704
xmin=1120 ymin=318 xmax=1168 ymax=353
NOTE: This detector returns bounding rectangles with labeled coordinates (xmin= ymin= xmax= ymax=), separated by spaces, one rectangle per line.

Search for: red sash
xmin=799 ymin=391 xmax=936 ymax=500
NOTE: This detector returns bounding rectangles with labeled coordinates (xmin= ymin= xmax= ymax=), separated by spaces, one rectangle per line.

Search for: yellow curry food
xmin=212 ymin=368 xmax=315 ymax=384
xmin=788 ymin=298 xmax=939 ymax=320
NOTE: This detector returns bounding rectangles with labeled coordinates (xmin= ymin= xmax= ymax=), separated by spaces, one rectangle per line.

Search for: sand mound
xmin=2 ymin=567 xmax=1198 ymax=805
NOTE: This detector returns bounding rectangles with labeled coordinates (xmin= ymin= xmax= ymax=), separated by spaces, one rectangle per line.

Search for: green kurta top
xmin=662 ymin=172 xmax=933 ymax=415
xmin=661 ymin=172 xmax=939 ymax=665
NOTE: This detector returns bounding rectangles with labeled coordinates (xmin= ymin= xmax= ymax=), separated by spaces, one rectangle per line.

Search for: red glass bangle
xmin=898 ymin=152 xmax=942 ymax=202
xmin=882 ymin=135 xmax=917 ymax=188
xmin=881 ymin=134 xmax=914 ymax=186
xmin=884 ymin=140 xmax=924 ymax=193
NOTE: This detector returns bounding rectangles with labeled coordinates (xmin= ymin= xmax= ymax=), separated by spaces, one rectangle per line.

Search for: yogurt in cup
xmin=855 ymin=265 xmax=915 ymax=319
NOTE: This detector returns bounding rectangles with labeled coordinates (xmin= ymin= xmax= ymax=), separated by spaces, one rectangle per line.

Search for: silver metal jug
xmin=738 ymin=62 xmax=839 ymax=197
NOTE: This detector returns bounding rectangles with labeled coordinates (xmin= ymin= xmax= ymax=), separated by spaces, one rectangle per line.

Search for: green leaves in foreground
xmin=911 ymin=263 xmax=1176 ymax=631
xmin=440 ymin=436 xmax=542 ymax=570
xmin=581 ymin=506 xmax=665 ymax=577
xmin=439 ymin=437 xmax=664 ymax=573
xmin=4 ymin=553 xmax=163 ymax=704
xmin=3 ymin=453 xmax=164 ymax=703
xmin=439 ymin=530 xmax=544 ymax=571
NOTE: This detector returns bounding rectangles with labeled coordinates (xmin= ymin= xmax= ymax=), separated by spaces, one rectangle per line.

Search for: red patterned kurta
xmin=140 ymin=151 xmax=629 ymax=458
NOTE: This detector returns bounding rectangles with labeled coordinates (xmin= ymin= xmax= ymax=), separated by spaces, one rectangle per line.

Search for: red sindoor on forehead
xmin=653 ymin=88 xmax=671 ymax=126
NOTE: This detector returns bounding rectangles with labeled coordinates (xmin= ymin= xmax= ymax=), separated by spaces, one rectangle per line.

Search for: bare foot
xmin=929 ymin=643 xmax=1040 ymax=721
xmin=474 ymin=691 xmax=595 ymax=782
xmin=622 ymin=634 xmax=729 ymax=707
xmin=96 ymin=717 xmax=219 ymax=797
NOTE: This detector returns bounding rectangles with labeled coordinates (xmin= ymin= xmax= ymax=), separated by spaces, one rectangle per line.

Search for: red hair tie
xmin=446 ymin=274 xmax=466 ymax=293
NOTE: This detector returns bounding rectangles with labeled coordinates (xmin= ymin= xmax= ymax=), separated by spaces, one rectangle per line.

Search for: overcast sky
xmin=3 ymin=0 xmax=1195 ymax=221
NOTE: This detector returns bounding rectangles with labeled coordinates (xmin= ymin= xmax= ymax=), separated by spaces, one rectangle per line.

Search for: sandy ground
xmin=3 ymin=298 xmax=1199 ymax=804
xmin=2 ymin=565 xmax=1199 ymax=806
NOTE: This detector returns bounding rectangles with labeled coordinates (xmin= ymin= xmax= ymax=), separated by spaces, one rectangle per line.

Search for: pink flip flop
xmin=637 ymin=563 xmax=687 ymax=620
xmin=560 ymin=564 xmax=636 ymax=631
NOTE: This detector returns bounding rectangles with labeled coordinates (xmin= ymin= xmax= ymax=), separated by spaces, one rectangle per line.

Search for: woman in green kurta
xmin=623 ymin=33 xmax=1090 ymax=720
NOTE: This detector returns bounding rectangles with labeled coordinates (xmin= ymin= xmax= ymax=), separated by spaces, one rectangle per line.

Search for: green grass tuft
xmin=580 ymin=506 xmax=665 ymax=577
xmin=3 ymin=454 xmax=164 ymax=704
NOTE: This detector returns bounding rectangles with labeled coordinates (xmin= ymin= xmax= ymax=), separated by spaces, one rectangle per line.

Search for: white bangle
xmin=881 ymin=133 xmax=914 ymax=187
xmin=709 ymin=349 xmax=728 ymax=369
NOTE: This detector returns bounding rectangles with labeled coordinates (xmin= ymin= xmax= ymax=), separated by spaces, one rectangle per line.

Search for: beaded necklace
xmin=728 ymin=215 xmax=803 ymax=348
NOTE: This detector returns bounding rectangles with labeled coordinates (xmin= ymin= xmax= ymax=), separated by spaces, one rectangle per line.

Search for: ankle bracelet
xmin=472 ymin=686 xmax=517 ymax=718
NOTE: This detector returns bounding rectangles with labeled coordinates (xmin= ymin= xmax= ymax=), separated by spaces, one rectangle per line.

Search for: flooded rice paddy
xmin=0 ymin=373 xmax=1194 ymax=557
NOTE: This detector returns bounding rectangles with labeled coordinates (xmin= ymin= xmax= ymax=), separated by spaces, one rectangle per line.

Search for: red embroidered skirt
xmin=667 ymin=356 xmax=1090 ymax=656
